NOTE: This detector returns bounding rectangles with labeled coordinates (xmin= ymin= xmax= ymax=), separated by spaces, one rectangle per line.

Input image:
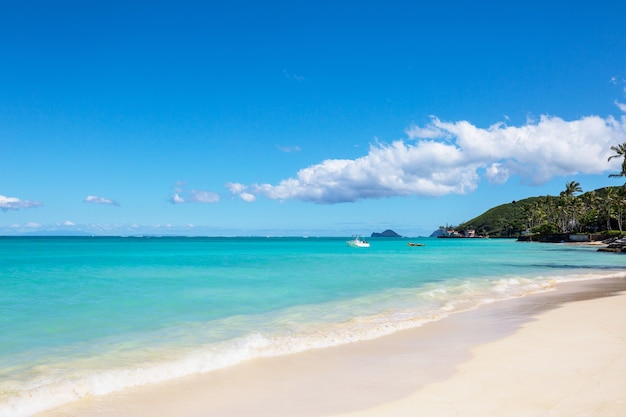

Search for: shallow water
xmin=1 ymin=236 xmax=624 ymax=417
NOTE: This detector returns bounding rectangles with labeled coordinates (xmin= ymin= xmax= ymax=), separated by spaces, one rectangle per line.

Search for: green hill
xmin=455 ymin=187 xmax=625 ymax=238
xmin=456 ymin=197 xmax=543 ymax=238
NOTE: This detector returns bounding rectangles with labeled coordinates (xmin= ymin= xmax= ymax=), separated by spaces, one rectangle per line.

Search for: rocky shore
xmin=597 ymin=237 xmax=626 ymax=253
xmin=517 ymin=234 xmax=626 ymax=253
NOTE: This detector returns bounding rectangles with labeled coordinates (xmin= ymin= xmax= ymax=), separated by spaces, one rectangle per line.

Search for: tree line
xmin=523 ymin=183 xmax=626 ymax=236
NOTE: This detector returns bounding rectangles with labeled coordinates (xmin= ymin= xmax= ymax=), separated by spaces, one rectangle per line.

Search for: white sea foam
xmin=2 ymin=271 xmax=624 ymax=417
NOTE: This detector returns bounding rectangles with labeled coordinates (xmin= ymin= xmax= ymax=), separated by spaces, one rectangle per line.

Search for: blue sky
xmin=2 ymin=1 xmax=626 ymax=236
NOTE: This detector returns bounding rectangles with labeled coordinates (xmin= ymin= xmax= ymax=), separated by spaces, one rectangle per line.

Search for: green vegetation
xmin=608 ymin=143 xmax=626 ymax=178
xmin=455 ymin=187 xmax=626 ymax=238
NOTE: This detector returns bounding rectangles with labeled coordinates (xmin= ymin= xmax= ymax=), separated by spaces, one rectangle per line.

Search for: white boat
xmin=347 ymin=236 xmax=370 ymax=248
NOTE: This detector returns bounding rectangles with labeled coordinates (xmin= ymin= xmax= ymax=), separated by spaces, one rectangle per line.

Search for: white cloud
xmin=170 ymin=193 xmax=185 ymax=204
xmin=225 ymin=182 xmax=256 ymax=203
xmin=239 ymin=192 xmax=256 ymax=202
xmin=226 ymin=183 xmax=257 ymax=202
xmin=485 ymin=163 xmax=510 ymax=184
xmin=169 ymin=184 xmax=220 ymax=204
xmin=63 ymin=220 xmax=75 ymax=226
xmin=225 ymin=182 xmax=246 ymax=194
xmin=227 ymin=108 xmax=626 ymax=204
xmin=188 ymin=190 xmax=220 ymax=204
xmin=410 ymin=114 xmax=624 ymax=185
xmin=84 ymin=195 xmax=119 ymax=206
xmin=0 ymin=195 xmax=43 ymax=211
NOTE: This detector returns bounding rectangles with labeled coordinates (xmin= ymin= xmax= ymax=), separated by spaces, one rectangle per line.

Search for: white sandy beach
xmin=328 ymin=285 xmax=626 ymax=417
xmin=35 ymin=278 xmax=626 ymax=417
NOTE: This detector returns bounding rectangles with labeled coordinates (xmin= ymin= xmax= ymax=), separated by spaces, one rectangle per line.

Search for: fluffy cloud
xmin=225 ymin=183 xmax=256 ymax=202
xmin=83 ymin=195 xmax=120 ymax=206
xmin=239 ymin=192 xmax=256 ymax=202
xmin=408 ymin=114 xmax=624 ymax=185
xmin=170 ymin=193 xmax=185 ymax=204
xmin=169 ymin=184 xmax=220 ymax=204
xmin=188 ymin=190 xmax=220 ymax=203
xmin=228 ymin=110 xmax=626 ymax=204
xmin=0 ymin=195 xmax=43 ymax=211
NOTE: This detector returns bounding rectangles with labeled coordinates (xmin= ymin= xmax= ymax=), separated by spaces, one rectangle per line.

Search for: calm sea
xmin=1 ymin=236 xmax=624 ymax=417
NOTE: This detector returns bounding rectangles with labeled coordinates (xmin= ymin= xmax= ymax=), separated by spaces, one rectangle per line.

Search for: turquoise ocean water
xmin=1 ymin=236 xmax=624 ymax=416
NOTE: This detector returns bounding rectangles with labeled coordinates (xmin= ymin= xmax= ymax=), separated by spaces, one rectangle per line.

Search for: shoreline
xmin=327 ymin=277 xmax=626 ymax=417
xmin=35 ymin=276 xmax=626 ymax=417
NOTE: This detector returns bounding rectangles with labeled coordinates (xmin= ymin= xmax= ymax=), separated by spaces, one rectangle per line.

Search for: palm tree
xmin=563 ymin=181 xmax=582 ymax=197
xmin=604 ymin=187 xmax=616 ymax=230
xmin=580 ymin=191 xmax=601 ymax=232
xmin=608 ymin=143 xmax=626 ymax=178
xmin=616 ymin=186 xmax=626 ymax=233
xmin=560 ymin=181 xmax=583 ymax=232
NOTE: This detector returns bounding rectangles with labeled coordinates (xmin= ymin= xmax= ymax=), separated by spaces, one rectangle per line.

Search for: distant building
xmin=439 ymin=226 xmax=462 ymax=237
xmin=438 ymin=226 xmax=480 ymax=238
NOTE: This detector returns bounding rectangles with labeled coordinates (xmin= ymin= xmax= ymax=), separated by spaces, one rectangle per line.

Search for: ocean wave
xmin=2 ymin=270 xmax=624 ymax=417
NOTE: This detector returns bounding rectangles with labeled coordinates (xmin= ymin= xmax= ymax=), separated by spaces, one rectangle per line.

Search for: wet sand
xmin=328 ymin=278 xmax=626 ymax=417
xmin=36 ymin=277 xmax=626 ymax=417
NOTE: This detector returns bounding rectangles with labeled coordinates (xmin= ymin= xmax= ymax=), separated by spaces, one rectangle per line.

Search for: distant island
xmin=371 ymin=229 xmax=401 ymax=238
xmin=429 ymin=229 xmax=444 ymax=238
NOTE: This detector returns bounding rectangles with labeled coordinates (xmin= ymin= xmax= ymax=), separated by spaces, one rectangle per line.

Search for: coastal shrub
xmin=531 ymin=222 xmax=559 ymax=236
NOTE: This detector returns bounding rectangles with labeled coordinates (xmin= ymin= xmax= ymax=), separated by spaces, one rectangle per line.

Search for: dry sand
xmin=36 ymin=278 xmax=626 ymax=417
xmin=329 ymin=282 xmax=626 ymax=417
